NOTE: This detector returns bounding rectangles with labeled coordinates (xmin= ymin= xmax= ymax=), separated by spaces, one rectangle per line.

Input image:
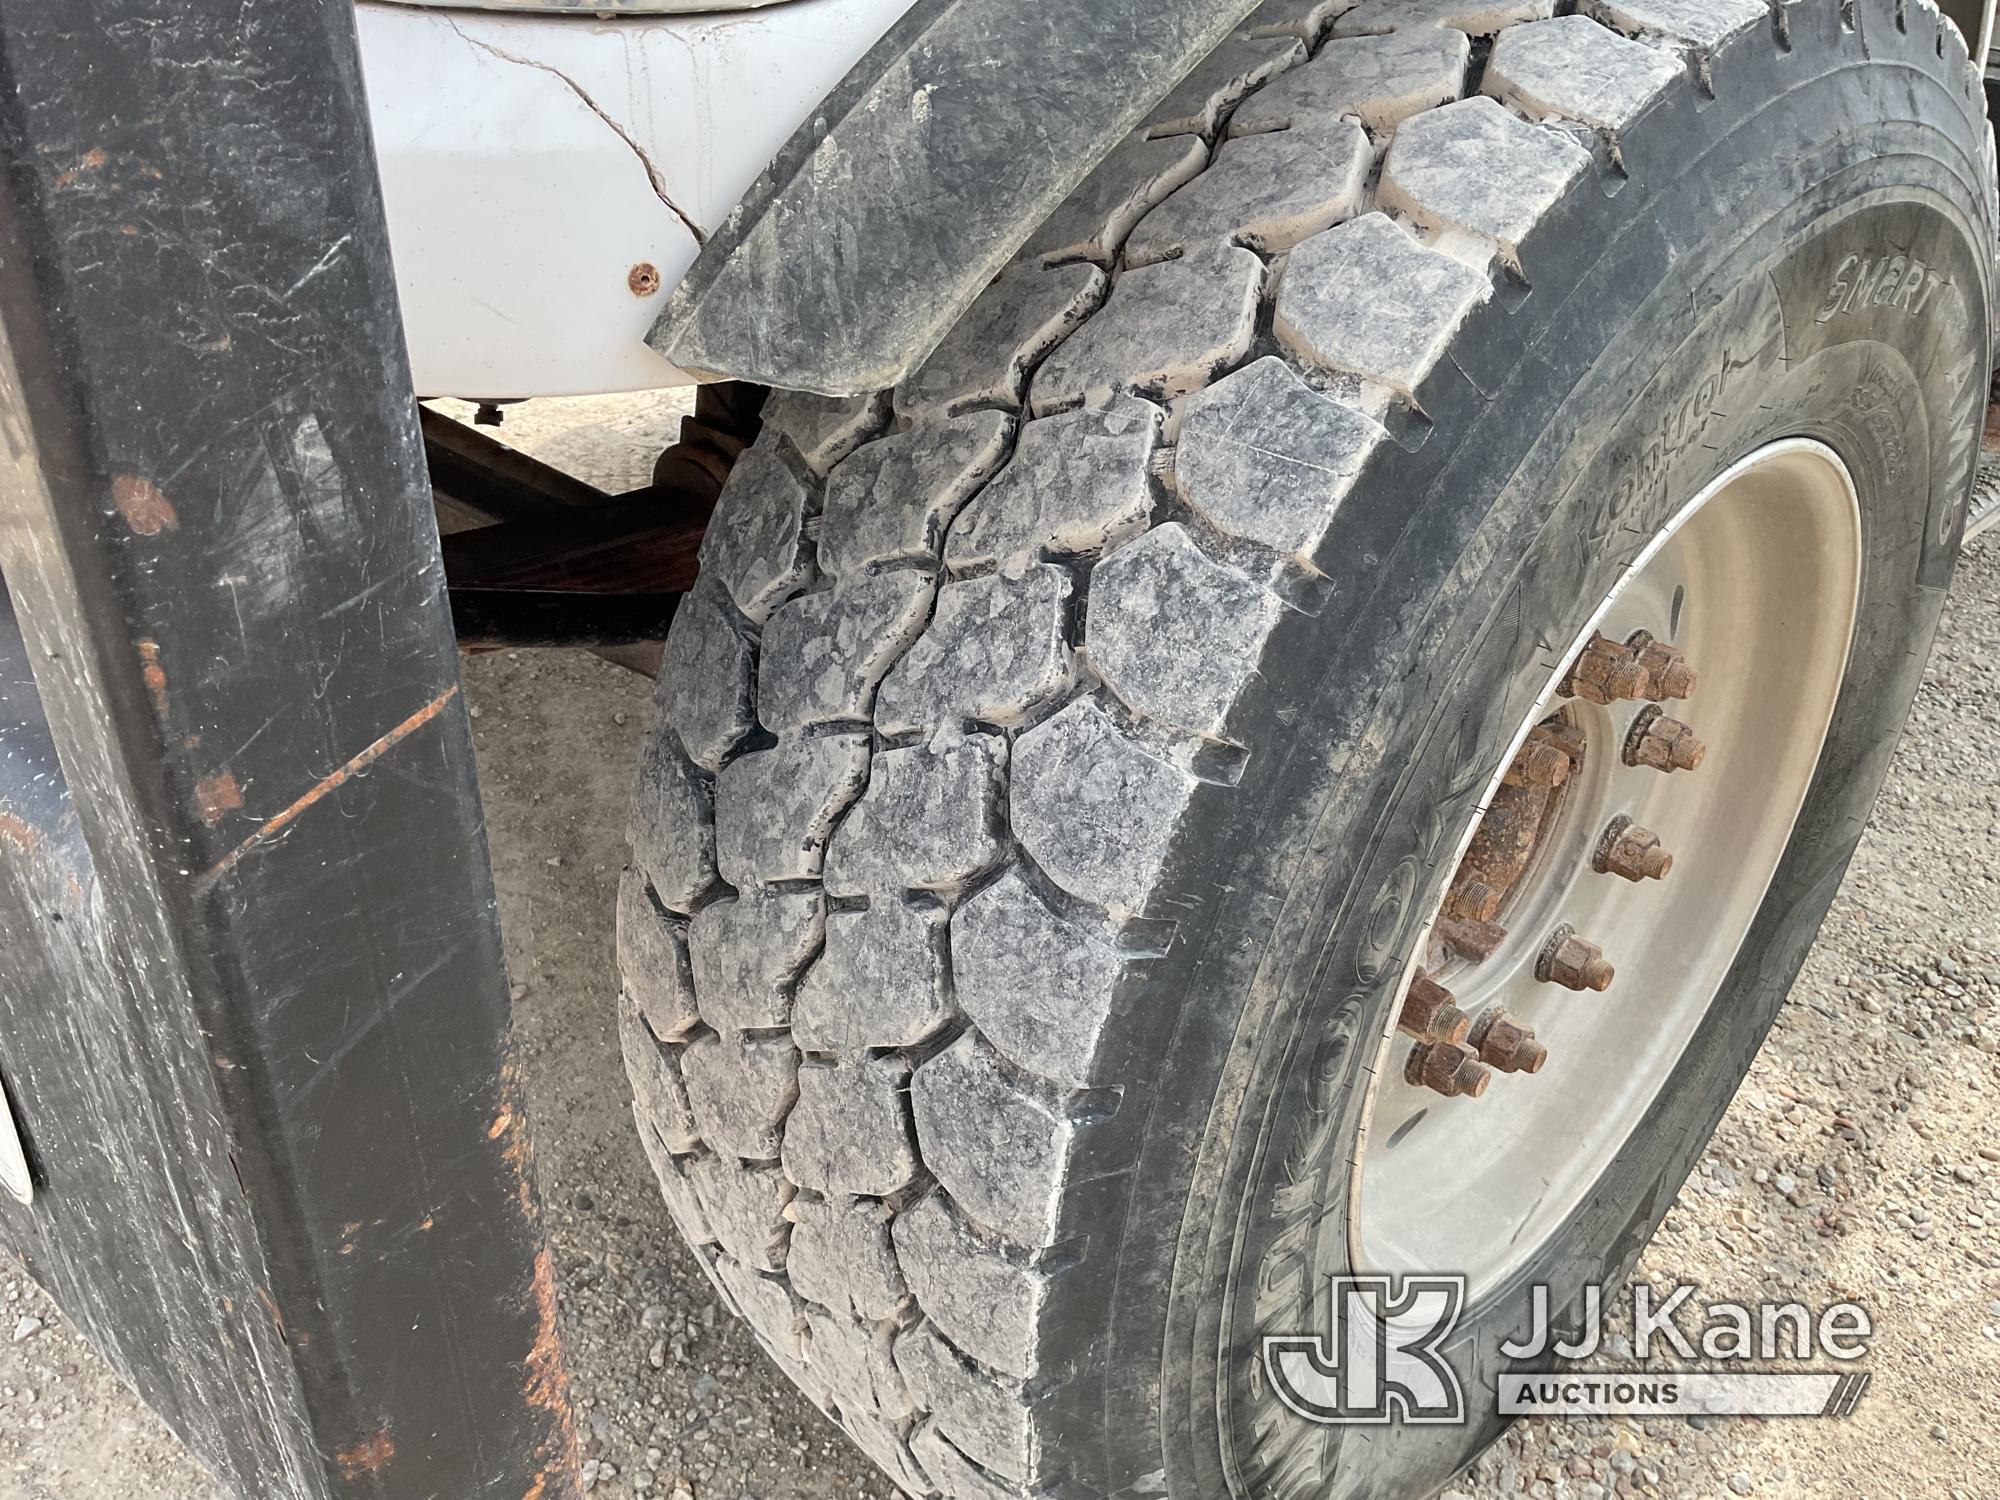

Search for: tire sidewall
xmin=1117 ymin=28 xmax=1992 ymax=1500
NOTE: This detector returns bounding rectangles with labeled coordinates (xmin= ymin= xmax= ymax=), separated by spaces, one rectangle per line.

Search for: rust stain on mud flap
xmin=496 ymin=1043 xmax=582 ymax=1500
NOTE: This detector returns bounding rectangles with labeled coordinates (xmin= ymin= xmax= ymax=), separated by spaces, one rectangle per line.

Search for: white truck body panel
xmin=355 ymin=0 xmax=916 ymax=398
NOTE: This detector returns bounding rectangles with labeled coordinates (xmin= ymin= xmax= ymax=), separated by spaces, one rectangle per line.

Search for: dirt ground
xmin=3 ymin=393 xmax=1997 ymax=1500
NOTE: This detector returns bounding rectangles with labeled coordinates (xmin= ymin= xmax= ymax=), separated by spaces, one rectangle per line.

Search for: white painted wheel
xmin=1354 ymin=440 xmax=1864 ymax=1301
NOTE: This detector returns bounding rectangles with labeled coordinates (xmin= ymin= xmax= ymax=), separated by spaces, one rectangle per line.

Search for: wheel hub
xmin=1352 ymin=439 xmax=1864 ymax=1300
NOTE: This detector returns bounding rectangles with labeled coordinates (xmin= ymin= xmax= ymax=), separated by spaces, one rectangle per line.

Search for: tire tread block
xmin=821 ymin=414 xmax=1013 ymax=580
xmin=1587 ymin=0 xmax=1771 ymax=53
xmin=1142 ymin=35 xmax=1307 ymax=139
xmin=1486 ymin=14 xmax=1685 ymax=133
xmin=824 ymin=737 xmax=1008 ymax=897
xmin=765 ymin=388 xmax=890 ymax=476
xmin=687 ymin=891 xmax=824 ymax=1032
xmin=655 ymin=587 xmax=758 ymax=772
xmin=944 ymin=396 xmax=1160 ymax=573
xmin=698 ymin=439 xmax=818 ymax=623
xmin=713 ymin=1252 xmax=808 ymax=1362
xmin=876 ymin=567 xmax=1075 ymax=737
xmin=1029 ymin=245 xmax=1264 ymax=413
xmin=683 ymin=1030 xmax=800 ymax=1161
xmin=1335 ymin=0 xmax=1558 ymax=36
xmin=618 ymin=867 xmax=702 ymax=1042
xmin=893 ymin=1191 xmax=1062 ymax=1381
xmin=795 ymin=901 xmax=956 ymax=1052
xmin=759 ymin=575 xmax=937 ymax=735
xmin=952 ymin=870 xmax=1133 ymax=1088
xmin=1126 ymin=119 xmax=1371 ymax=264
xmin=1011 ymin=699 xmax=1199 ymax=919
xmin=1275 ymin=211 xmax=1491 ymax=402
xmin=782 ymin=1053 xmax=922 ymax=1199
xmin=1086 ymin=523 xmax=1283 ymax=742
xmin=1176 ymin=355 xmax=1388 ymax=565
xmin=1232 ymin=27 xmax=1472 ymax=134
xmin=714 ymin=735 xmax=871 ymax=888
xmin=785 ymin=1194 xmax=910 ymax=1323
xmin=910 ymin=1034 xmax=1080 ymax=1250
xmin=622 ymin=1002 xmax=702 ymax=1153
xmin=1377 ymin=95 xmax=1594 ymax=260
xmin=898 ymin=262 xmax=1109 ymax=419
xmin=894 ymin=1322 xmax=1041 ymax=1484
xmin=634 ymin=1109 xmax=715 ymax=1247
xmin=628 ymin=729 xmax=718 ymax=913
xmin=688 ymin=1155 xmax=794 ymax=1274
xmin=1016 ymin=132 xmax=1209 ymax=267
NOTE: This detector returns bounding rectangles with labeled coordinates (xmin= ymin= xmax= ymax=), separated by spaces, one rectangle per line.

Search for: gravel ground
xmin=3 ymin=394 xmax=1998 ymax=1500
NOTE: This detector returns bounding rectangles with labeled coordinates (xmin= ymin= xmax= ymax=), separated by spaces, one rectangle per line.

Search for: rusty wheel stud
xmin=1467 ymin=1008 xmax=1548 ymax=1075
xmin=1398 ymin=970 xmax=1471 ymax=1046
xmin=1561 ymin=633 xmax=1648 ymax=705
xmin=1531 ymin=720 xmax=1585 ymax=762
xmin=1626 ymin=630 xmax=1698 ymax=701
xmin=1404 ymin=1041 xmax=1493 ymax=1099
xmin=1536 ymin=924 xmax=1615 ymax=992
xmin=1504 ymin=736 xmax=1573 ymax=789
xmin=1447 ymin=876 xmax=1504 ymax=923
xmin=1623 ymin=704 xmax=1706 ymax=772
xmin=1593 ymin=815 xmax=1673 ymax=882
xmin=1436 ymin=914 xmax=1507 ymax=964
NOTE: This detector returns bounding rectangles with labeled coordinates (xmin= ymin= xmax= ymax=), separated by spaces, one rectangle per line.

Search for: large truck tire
xmin=618 ymin=2 xmax=1994 ymax=1496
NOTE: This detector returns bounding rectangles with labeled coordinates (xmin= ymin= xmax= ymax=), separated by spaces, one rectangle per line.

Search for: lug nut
xmin=1562 ymin=633 xmax=1648 ymax=705
xmin=1593 ymin=814 xmax=1673 ymax=882
xmin=1404 ymin=1041 xmax=1492 ymax=1099
xmin=1436 ymin=914 xmax=1507 ymax=963
xmin=1537 ymin=924 xmax=1615 ymax=992
xmin=1531 ymin=720 xmax=1585 ymax=763
xmin=1467 ymin=1008 xmax=1548 ymax=1074
xmin=1627 ymin=631 xmax=1697 ymax=700
xmin=1505 ymin=737 xmax=1573 ymax=789
xmin=1398 ymin=970 xmax=1471 ymax=1046
xmin=1447 ymin=876 xmax=1504 ymax=924
xmin=1623 ymin=705 xmax=1706 ymax=772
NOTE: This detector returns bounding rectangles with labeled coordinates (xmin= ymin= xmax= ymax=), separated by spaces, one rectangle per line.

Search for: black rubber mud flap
xmin=0 ymin=2 xmax=577 ymax=1495
xmin=649 ymin=0 xmax=1261 ymax=394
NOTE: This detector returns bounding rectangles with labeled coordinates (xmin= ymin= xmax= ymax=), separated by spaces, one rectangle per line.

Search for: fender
xmin=648 ymin=0 xmax=1262 ymax=394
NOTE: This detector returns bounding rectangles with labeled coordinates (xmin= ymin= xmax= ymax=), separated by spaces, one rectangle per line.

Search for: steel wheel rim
xmin=1350 ymin=439 xmax=1864 ymax=1302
